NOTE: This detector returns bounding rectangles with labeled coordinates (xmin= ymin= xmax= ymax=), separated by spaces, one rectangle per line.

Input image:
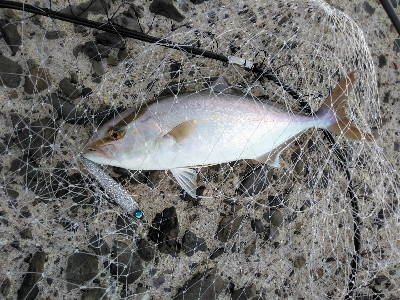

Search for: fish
xmin=82 ymin=72 xmax=375 ymax=198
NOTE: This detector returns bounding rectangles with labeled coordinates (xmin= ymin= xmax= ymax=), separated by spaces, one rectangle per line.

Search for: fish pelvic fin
xmin=170 ymin=168 xmax=198 ymax=198
xmin=316 ymin=71 xmax=377 ymax=141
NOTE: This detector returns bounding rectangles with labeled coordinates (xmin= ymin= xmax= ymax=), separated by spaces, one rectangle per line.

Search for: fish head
xmin=82 ymin=106 xmax=161 ymax=169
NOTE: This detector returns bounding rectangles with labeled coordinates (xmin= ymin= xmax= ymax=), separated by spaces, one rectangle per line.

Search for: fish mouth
xmin=82 ymin=144 xmax=116 ymax=159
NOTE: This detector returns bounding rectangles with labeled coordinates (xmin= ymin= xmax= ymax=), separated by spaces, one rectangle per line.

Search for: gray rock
xmin=5 ymin=187 xmax=19 ymax=199
xmin=91 ymin=60 xmax=105 ymax=76
xmin=244 ymin=242 xmax=256 ymax=256
xmin=109 ymin=241 xmax=143 ymax=284
xmin=231 ymin=285 xmax=256 ymax=300
xmin=17 ymin=251 xmax=46 ymax=300
xmin=149 ymin=0 xmax=185 ymax=22
xmin=76 ymin=42 xmax=111 ymax=61
xmin=137 ymin=239 xmax=154 ymax=262
xmin=148 ymin=206 xmax=181 ymax=257
xmin=190 ymin=0 xmax=209 ymax=4
xmin=174 ymin=269 xmax=225 ymax=300
xmin=363 ymin=2 xmax=375 ymax=15
xmin=209 ymin=247 xmax=224 ymax=259
xmin=378 ymin=54 xmax=387 ymax=68
xmin=81 ymin=289 xmax=108 ymax=300
xmin=0 ymin=20 xmax=21 ymax=55
xmin=263 ymin=209 xmax=283 ymax=227
xmin=294 ymin=255 xmax=306 ymax=268
xmin=153 ymin=274 xmax=165 ymax=288
xmin=0 ymin=55 xmax=23 ymax=88
xmin=250 ymin=219 xmax=265 ymax=233
xmin=20 ymin=228 xmax=33 ymax=239
xmin=182 ymin=231 xmax=207 ymax=256
xmin=116 ymin=215 xmax=138 ymax=236
xmin=236 ymin=165 xmax=273 ymax=197
xmin=48 ymin=93 xmax=88 ymax=124
xmin=45 ymin=30 xmax=67 ymax=40
xmin=216 ymin=215 xmax=244 ymax=242
xmin=88 ymin=234 xmax=110 ymax=255
xmin=264 ymin=225 xmax=279 ymax=241
xmin=118 ymin=48 xmax=129 ymax=61
xmin=59 ymin=78 xmax=80 ymax=99
xmin=24 ymin=67 xmax=51 ymax=94
xmin=0 ymin=277 xmax=11 ymax=297
xmin=95 ymin=32 xmax=126 ymax=49
xmin=10 ymin=156 xmax=39 ymax=179
xmin=65 ymin=252 xmax=99 ymax=285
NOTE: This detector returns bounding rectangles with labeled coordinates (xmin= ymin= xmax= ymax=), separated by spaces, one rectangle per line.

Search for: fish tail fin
xmin=316 ymin=71 xmax=376 ymax=141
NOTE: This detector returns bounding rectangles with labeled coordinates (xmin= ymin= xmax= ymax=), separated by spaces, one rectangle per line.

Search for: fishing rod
xmin=0 ymin=1 xmax=369 ymax=298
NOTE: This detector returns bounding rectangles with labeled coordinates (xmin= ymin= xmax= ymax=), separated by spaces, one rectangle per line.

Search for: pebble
xmin=236 ymin=165 xmax=273 ymax=197
xmin=20 ymin=228 xmax=33 ymax=240
xmin=0 ymin=277 xmax=11 ymax=297
xmin=109 ymin=241 xmax=143 ymax=284
xmin=65 ymin=252 xmax=99 ymax=286
xmin=88 ymin=234 xmax=110 ymax=255
xmin=231 ymin=285 xmax=256 ymax=300
xmin=17 ymin=251 xmax=46 ymax=300
xmin=263 ymin=209 xmax=283 ymax=227
xmin=67 ymin=173 xmax=88 ymax=203
xmin=209 ymin=247 xmax=224 ymax=259
xmin=170 ymin=61 xmax=183 ymax=79
xmin=294 ymin=255 xmax=306 ymax=268
xmin=244 ymin=242 xmax=256 ymax=256
xmin=114 ymin=13 xmax=141 ymax=32
xmin=190 ymin=0 xmax=209 ymax=4
xmin=0 ymin=55 xmax=23 ymax=88
xmin=16 ymin=117 xmax=57 ymax=159
xmin=116 ymin=215 xmax=138 ymax=236
xmin=91 ymin=60 xmax=105 ymax=76
xmin=45 ymin=30 xmax=67 ymax=40
xmin=148 ymin=206 xmax=181 ymax=257
xmin=264 ymin=225 xmax=279 ymax=241
xmin=153 ymin=274 xmax=165 ymax=288
xmin=137 ymin=239 xmax=154 ymax=262
xmin=378 ymin=54 xmax=387 ymax=68
xmin=95 ymin=32 xmax=126 ymax=49
xmin=0 ymin=20 xmax=21 ymax=55
xmin=149 ymin=0 xmax=185 ymax=22
xmin=182 ymin=231 xmax=207 ymax=256
xmin=5 ymin=186 xmax=19 ymax=199
xmin=76 ymin=42 xmax=111 ymax=61
xmin=174 ymin=269 xmax=225 ymax=300
xmin=250 ymin=219 xmax=265 ymax=233
xmin=10 ymin=156 xmax=39 ymax=180
xmin=291 ymin=149 xmax=307 ymax=177
xmin=81 ymin=289 xmax=108 ymax=300
xmin=24 ymin=67 xmax=51 ymax=94
xmin=216 ymin=215 xmax=244 ymax=242
xmin=363 ymin=2 xmax=375 ymax=15
xmin=48 ymin=93 xmax=88 ymax=124
xmin=59 ymin=78 xmax=80 ymax=99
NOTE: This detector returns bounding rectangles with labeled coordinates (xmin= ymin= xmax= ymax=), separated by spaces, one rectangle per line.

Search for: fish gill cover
xmin=0 ymin=0 xmax=399 ymax=299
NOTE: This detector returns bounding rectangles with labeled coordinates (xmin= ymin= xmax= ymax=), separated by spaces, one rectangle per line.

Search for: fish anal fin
xmin=210 ymin=76 xmax=230 ymax=93
xmin=170 ymin=168 xmax=198 ymax=198
xmin=255 ymin=135 xmax=300 ymax=167
xmin=166 ymin=120 xmax=197 ymax=143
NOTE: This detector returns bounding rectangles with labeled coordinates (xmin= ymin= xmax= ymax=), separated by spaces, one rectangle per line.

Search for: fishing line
xmin=0 ymin=1 xmax=371 ymax=297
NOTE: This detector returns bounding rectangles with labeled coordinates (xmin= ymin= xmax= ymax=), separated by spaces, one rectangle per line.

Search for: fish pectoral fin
xmin=165 ymin=120 xmax=197 ymax=143
xmin=170 ymin=168 xmax=198 ymax=198
xmin=255 ymin=135 xmax=301 ymax=167
xmin=256 ymin=150 xmax=281 ymax=167
xmin=210 ymin=76 xmax=230 ymax=93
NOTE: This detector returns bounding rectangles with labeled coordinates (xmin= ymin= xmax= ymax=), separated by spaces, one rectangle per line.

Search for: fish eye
xmin=107 ymin=127 xmax=125 ymax=140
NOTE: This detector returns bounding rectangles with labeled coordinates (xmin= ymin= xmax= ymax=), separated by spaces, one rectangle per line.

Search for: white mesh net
xmin=0 ymin=0 xmax=399 ymax=299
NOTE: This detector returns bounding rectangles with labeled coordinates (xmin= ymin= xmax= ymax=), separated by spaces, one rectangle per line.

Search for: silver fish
xmin=82 ymin=72 xmax=375 ymax=198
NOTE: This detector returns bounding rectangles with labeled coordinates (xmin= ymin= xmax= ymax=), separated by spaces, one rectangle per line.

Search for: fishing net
xmin=0 ymin=0 xmax=399 ymax=299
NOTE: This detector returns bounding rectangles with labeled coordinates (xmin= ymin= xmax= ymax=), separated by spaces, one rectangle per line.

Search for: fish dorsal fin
xmin=166 ymin=120 xmax=197 ymax=143
xmin=210 ymin=76 xmax=231 ymax=93
xmin=170 ymin=168 xmax=198 ymax=198
xmin=255 ymin=134 xmax=301 ymax=167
